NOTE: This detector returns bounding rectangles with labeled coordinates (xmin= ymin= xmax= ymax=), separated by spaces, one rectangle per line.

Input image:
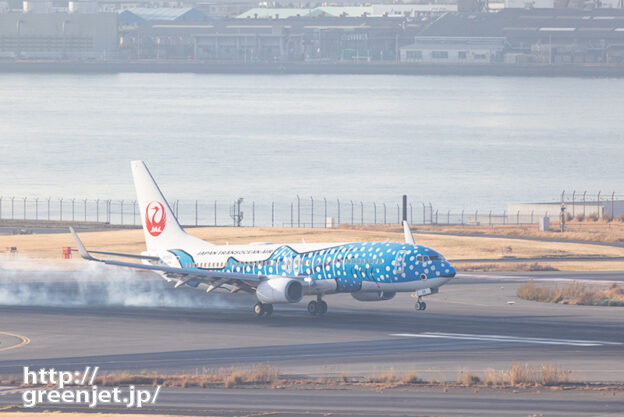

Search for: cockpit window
xmin=429 ymin=255 xmax=441 ymax=261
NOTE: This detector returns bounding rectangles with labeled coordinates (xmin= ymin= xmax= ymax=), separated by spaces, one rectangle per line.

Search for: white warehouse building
xmin=508 ymin=200 xmax=624 ymax=219
xmin=400 ymin=36 xmax=505 ymax=64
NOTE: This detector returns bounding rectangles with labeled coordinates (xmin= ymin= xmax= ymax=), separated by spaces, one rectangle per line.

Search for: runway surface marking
xmin=0 ymin=331 xmax=30 ymax=353
xmin=457 ymin=273 xmax=622 ymax=284
xmin=390 ymin=332 xmax=623 ymax=347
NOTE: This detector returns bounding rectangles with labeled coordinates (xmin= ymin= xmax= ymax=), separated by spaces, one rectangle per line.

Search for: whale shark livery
xmin=70 ymin=161 xmax=456 ymax=316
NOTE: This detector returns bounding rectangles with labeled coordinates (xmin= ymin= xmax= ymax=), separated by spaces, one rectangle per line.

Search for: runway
xmin=1 ymin=386 xmax=623 ymax=417
xmin=0 ymin=270 xmax=623 ymax=416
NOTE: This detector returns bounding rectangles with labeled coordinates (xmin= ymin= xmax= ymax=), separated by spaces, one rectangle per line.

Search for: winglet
xmin=69 ymin=227 xmax=98 ymax=261
xmin=402 ymin=220 xmax=415 ymax=245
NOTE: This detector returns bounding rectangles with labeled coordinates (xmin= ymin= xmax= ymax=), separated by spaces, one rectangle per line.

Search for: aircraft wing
xmin=69 ymin=227 xmax=273 ymax=292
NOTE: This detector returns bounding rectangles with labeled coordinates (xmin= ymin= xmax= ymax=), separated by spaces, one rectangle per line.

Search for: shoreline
xmin=1 ymin=61 xmax=624 ymax=77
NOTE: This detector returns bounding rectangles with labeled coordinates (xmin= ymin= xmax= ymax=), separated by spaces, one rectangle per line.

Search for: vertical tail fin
xmin=131 ymin=161 xmax=206 ymax=251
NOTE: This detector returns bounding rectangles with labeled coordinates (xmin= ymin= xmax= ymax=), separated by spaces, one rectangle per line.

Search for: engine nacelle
xmin=256 ymin=277 xmax=303 ymax=304
xmin=351 ymin=291 xmax=396 ymax=302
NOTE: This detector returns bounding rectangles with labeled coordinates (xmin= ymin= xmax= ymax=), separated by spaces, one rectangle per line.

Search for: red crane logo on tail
xmin=145 ymin=201 xmax=166 ymax=237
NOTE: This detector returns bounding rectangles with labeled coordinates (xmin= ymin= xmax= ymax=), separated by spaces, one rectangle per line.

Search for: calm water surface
xmin=1 ymin=73 xmax=622 ymax=211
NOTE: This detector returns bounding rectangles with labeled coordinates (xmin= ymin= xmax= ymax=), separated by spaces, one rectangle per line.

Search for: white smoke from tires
xmin=0 ymin=257 xmax=248 ymax=309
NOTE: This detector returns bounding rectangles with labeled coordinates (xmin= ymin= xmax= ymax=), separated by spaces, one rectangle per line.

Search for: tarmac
xmin=0 ymin=270 xmax=622 ymax=416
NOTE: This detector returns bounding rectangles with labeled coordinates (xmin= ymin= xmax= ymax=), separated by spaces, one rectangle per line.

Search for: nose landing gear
xmin=415 ymin=296 xmax=427 ymax=311
xmin=253 ymin=302 xmax=273 ymax=317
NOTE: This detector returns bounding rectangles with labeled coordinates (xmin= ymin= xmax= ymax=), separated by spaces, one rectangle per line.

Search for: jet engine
xmin=256 ymin=277 xmax=303 ymax=304
xmin=351 ymin=291 xmax=396 ymax=302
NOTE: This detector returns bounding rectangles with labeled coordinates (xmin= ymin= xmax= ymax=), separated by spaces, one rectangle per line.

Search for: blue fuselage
xmin=179 ymin=241 xmax=455 ymax=293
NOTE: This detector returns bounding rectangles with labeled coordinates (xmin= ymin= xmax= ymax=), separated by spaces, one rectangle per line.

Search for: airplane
xmin=70 ymin=161 xmax=456 ymax=317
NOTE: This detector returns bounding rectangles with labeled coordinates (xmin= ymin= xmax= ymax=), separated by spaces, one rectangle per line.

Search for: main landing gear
xmin=254 ymin=302 xmax=273 ymax=317
xmin=307 ymin=297 xmax=328 ymax=316
xmin=415 ymin=296 xmax=427 ymax=311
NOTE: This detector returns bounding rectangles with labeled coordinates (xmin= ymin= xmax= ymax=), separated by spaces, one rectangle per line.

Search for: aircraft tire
xmin=317 ymin=300 xmax=328 ymax=315
xmin=263 ymin=303 xmax=274 ymax=316
xmin=254 ymin=302 xmax=265 ymax=316
xmin=420 ymin=302 xmax=426 ymax=311
xmin=307 ymin=300 xmax=318 ymax=315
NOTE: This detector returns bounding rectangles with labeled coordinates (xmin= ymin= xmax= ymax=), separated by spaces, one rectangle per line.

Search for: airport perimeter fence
xmin=0 ymin=192 xmax=621 ymax=229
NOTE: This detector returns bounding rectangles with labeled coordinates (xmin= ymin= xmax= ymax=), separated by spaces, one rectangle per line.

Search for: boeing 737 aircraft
xmin=70 ymin=161 xmax=456 ymax=316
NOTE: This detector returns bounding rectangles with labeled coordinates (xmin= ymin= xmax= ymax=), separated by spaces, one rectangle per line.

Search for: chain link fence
xmin=0 ymin=191 xmax=621 ymax=228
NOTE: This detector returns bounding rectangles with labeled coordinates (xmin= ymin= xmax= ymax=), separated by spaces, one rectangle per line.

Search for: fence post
xmin=410 ymin=204 xmax=413 ymax=225
xmin=435 ymin=209 xmax=438 ymax=224
xmin=517 ymin=210 xmax=520 ymax=224
xmin=429 ymin=203 xmax=433 ymax=225
xmin=475 ymin=210 xmax=478 ymax=225
xmin=461 ymin=209 xmax=464 ymax=225
xmin=35 ymin=197 xmax=39 ymax=220
xmin=11 ymin=196 xmax=14 ymax=220
xmin=337 ymin=199 xmax=340 ymax=225
xmin=23 ymin=197 xmax=27 ymax=220
xmin=214 ymin=200 xmax=217 ymax=226
xmin=311 ymin=197 xmax=314 ymax=228
xmin=597 ymin=191 xmax=601 ymax=217
xmin=323 ymin=198 xmax=327 ymax=228
xmin=297 ymin=195 xmax=300 ymax=228
xmin=611 ymin=191 xmax=615 ymax=220
xmin=383 ymin=203 xmax=387 ymax=224
xmin=447 ymin=210 xmax=450 ymax=224
xmin=290 ymin=202 xmax=293 ymax=227
xmin=373 ymin=202 xmax=377 ymax=224
xmin=72 ymin=198 xmax=75 ymax=222
xmin=572 ymin=190 xmax=576 ymax=217
xmin=397 ymin=203 xmax=400 ymax=224
xmin=582 ymin=191 xmax=586 ymax=216
xmin=359 ymin=201 xmax=362 ymax=225
xmin=272 ymin=201 xmax=275 ymax=227
xmin=59 ymin=198 xmax=63 ymax=221
xmin=503 ymin=210 xmax=506 ymax=225
xmin=120 ymin=200 xmax=124 ymax=225
xmin=195 ymin=200 xmax=198 ymax=226
xmin=252 ymin=201 xmax=255 ymax=226
xmin=489 ymin=210 xmax=492 ymax=226
xmin=175 ymin=200 xmax=179 ymax=219
xmin=133 ymin=201 xmax=137 ymax=225
xmin=422 ymin=203 xmax=425 ymax=225
xmin=48 ymin=197 xmax=51 ymax=221
xmin=350 ymin=200 xmax=354 ymax=224
xmin=84 ymin=199 xmax=87 ymax=222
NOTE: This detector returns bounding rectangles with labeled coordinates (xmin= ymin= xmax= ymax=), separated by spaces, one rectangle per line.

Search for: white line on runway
xmin=390 ymin=332 xmax=623 ymax=347
xmin=456 ymin=274 xmax=622 ymax=285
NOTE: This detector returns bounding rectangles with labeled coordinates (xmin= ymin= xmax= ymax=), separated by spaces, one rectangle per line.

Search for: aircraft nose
xmin=442 ymin=263 xmax=456 ymax=279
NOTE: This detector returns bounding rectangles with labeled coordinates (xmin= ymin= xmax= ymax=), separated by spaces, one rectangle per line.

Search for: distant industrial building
xmin=235 ymin=5 xmax=457 ymax=19
xmin=123 ymin=16 xmax=426 ymax=61
xmin=508 ymin=200 xmax=624 ymax=218
xmin=0 ymin=11 xmax=117 ymax=59
xmin=400 ymin=9 xmax=624 ymax=65
xmin=118 ymin=7 xmax=207 ymax=26
xmin=401 ymin=36 xmax=505 ymax=63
